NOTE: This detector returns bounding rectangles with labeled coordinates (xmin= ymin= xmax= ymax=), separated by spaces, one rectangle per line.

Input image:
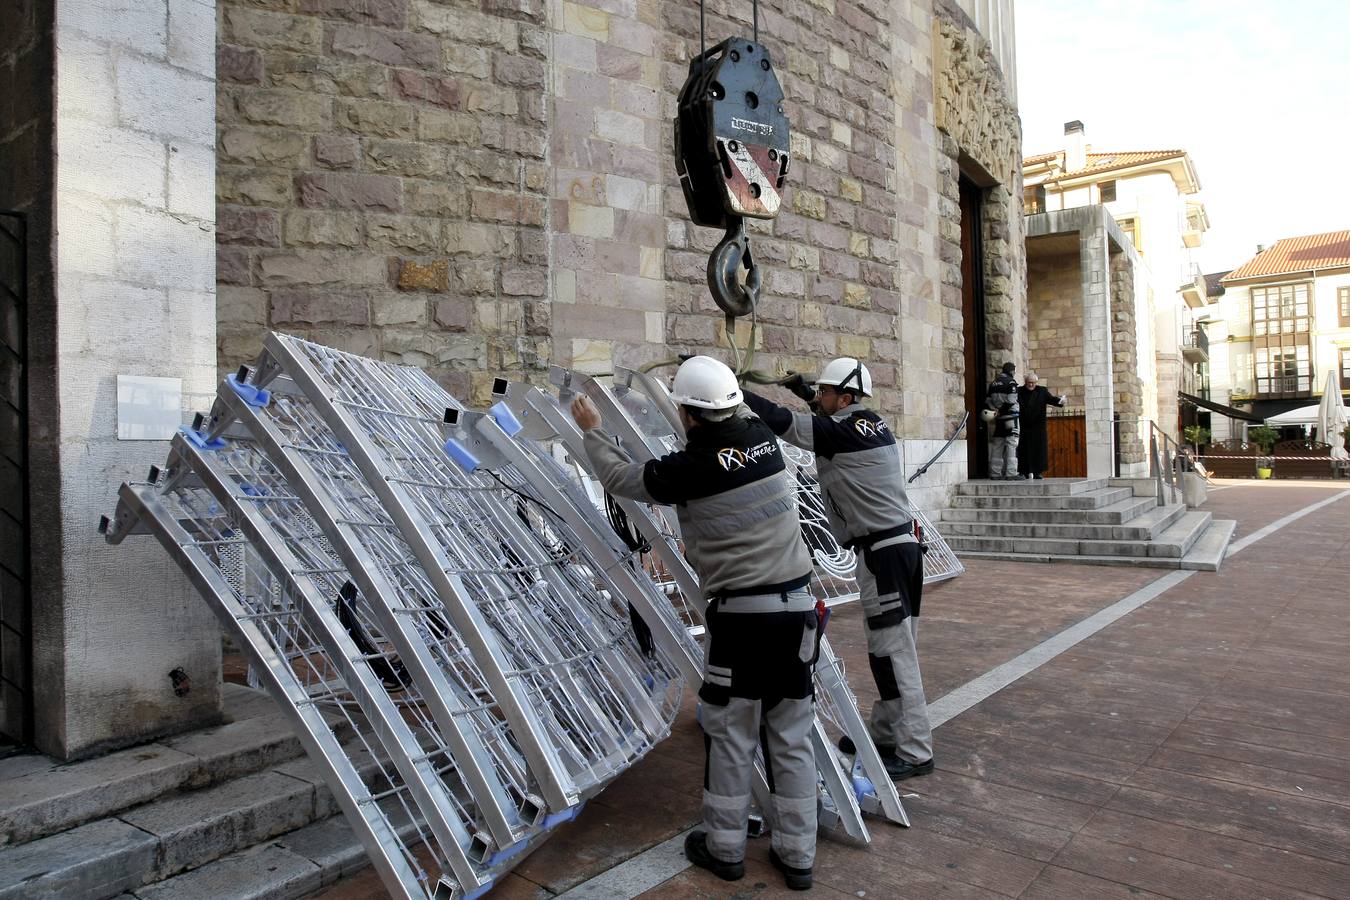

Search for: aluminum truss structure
xmin=103 ymin=334 xmax=685 ymax=899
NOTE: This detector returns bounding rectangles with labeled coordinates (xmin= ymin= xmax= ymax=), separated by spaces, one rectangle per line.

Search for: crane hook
xmin=707 ymin=218 xmax=760 ymax=319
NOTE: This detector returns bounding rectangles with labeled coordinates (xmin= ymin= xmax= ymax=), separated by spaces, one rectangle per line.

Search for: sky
xmin=1015 ymin=0 xmax=1350 ymax=274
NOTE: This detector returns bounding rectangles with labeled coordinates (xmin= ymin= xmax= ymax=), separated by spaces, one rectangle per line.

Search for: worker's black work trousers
xmin=858 ymin=536 xmax=933 ymax=764
xmin=697 ymin=590 xmax=818 ymax=870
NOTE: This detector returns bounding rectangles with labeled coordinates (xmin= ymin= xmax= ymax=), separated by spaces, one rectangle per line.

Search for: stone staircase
xmin=0 ymin=684 xmax=382 ymax=900
xmin=938 ymin=478 xmax=1235 ymax=570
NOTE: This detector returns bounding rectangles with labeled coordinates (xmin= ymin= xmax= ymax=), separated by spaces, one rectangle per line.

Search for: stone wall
xmin=933 ymin=0 xmax=1025 ymax=391
xmin=36 ymin=0 xmax=222 ymax=759
xmin=216 ymin=0 xmax=551 ymax=406
xmin=1110 ymin=250 xmax=1144 ymax=465
xmin=213 ymin=0 xmax=1024 ymax=445
xmin=654 ymin=0 xmax=910 ymax=423
xmin=1026 ymin=249 xmax=1084 ymax=393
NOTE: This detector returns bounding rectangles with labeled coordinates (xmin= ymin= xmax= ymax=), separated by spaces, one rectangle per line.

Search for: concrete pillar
xmin=1079 ymin=210 xmax=1115 ymax=478
xmin=29 ymin=0 xmax=221 ymax=759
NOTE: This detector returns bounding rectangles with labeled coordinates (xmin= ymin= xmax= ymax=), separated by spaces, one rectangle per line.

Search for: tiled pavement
xmin=313 ymin=481 xmax=1350 ymax=899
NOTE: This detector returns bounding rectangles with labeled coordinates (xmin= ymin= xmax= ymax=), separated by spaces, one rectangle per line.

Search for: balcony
xmin=1182 ymin=325 xmax=1209 ymax=363
xmin=1179 ymin=265 xmax=1207 ymax=308
xmin=1182 ymin=201 xmax=1209 ymax=249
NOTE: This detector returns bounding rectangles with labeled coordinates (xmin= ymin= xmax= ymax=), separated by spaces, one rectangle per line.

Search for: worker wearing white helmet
xmin=744 ymin=357 xmax=934 ymax=782
xmin=571 ymin=355 xmax=819 ymax=891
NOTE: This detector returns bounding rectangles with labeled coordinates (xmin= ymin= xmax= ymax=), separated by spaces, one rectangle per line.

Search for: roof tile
xmin=1223 ymin=230 xmax=1350 ymax=281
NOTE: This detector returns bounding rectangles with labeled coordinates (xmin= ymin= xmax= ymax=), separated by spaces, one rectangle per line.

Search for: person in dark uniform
xmin=743 ymin=357 xmax=934 ymax=782
xmin=571 ymin=355 xmax=818 ymax=892
xmin=986 ymin=362 xmax=1020 ymax=479
xmin=1015 ymin=372 xmax=1067 ymax=479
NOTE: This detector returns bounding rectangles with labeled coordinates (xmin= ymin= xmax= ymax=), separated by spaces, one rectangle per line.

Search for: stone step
xmin=948 ymin=487 xmax=1134 ymax=510
xmin=0 ymin=684 xmax=319 ymax=848
xmin=939 ymin=495 xmax=1157 ymax=524
xmin=946 ymin=509 xmax=1209 ymax=560
xmin=1145 ymin=510 xmax=1213 ymax=559
xmin=0 ymin=740 xmax=382 ymax=900
xmin=945 ymin=518 xmax=1236 ymax=571
xmin=0 ymin=741 xmax=380 ymax=900
xmin=1180 ymin=519 xmax=1237 ymax=572
xmin=123 ymin=807 xmax=414 ymax=900
xmin=955 ymin=477 xmax=1109 ymax=497
xmin=938 ymin=503 xmax=1185 ymax=542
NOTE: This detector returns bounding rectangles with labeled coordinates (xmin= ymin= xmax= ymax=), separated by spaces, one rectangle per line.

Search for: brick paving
xmin=312 ymin=481 xmax=1350 ymax=898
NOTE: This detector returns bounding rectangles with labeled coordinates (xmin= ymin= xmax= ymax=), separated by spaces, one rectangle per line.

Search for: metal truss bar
xmin=173 ymin=435 xmax=508 ymax=881
xmin=264 ymin=335 xmax=579 ymax=811
xmin=211 ymin=386 xmax=533 ymax=845
xmin=108 ymin=485 xmax=432 ymax=900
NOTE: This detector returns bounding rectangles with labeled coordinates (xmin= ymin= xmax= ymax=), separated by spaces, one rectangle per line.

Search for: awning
xmin=1178 ymin=391 xmax=1263 ymax=423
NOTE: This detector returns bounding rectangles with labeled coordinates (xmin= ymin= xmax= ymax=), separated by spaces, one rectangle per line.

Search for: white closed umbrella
xmin=1317 ymin=370 xmax=1349 ymax=460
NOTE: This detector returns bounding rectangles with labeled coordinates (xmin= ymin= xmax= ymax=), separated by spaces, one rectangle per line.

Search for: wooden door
xmin=1045 ymin=414 xmax=1087 ymax=478
xmin=960 ymin=177 xmax=987 ymax=478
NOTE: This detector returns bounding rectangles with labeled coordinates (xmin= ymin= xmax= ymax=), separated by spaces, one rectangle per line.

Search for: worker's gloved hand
xmin=782 ymin=372 xmax=817 ymax=403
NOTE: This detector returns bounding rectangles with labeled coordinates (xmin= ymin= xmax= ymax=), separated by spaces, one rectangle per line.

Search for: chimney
xmin=1064 ymin=120 xmax=1087 ymax=172
xmin=1256 ymin=243 xmax=1267 ymax=254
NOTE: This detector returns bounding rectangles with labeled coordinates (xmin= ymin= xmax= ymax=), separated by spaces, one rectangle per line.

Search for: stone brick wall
xmin=934 ymin=0 xmax=1026 ymax=391
xmin=213 ymin=0 xmax=1024 ymax=447
xmin=1110 ymin=250 xmax=1144 ymax=465
xmin=216 ymin=0 xmax=551 ymax=406
xmin=655 ymin=0 xmax=908 ymax=422
xmin=1026 ymin=250 xmax=1084 ymax=394
xmin=38 ymin=0 xmax=222 ymax=759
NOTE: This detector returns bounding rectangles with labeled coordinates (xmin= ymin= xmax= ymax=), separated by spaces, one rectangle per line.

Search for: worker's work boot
xmin=770 ymin=847 xmax=814 ymax=891
xmin=683 ymin=830 xmax=744 ymax=881
xmin=884 ymin=756 xmax=934 ymax=781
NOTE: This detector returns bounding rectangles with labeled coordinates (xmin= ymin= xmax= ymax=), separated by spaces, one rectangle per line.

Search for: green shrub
xmin=1248 ymin=425 xmax=1279 ymax=454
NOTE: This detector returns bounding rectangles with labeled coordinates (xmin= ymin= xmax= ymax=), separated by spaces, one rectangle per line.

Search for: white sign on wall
xmin=117 ymin=375 xmax=182 ymax=440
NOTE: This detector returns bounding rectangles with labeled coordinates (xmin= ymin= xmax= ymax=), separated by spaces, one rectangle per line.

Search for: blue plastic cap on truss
xmin=489 ymin=400 xmax=524 ymax=437
xmin=443 ymin=437 xmax=480 ymax=472
xmin=179 ymin=426 xmax=228 ymax=452
xmin=227 ymin=373 xmax=272 ymax=408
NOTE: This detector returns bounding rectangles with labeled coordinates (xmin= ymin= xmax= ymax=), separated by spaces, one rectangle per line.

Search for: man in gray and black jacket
xmin=572 ymin=355 xmax=818 ymax=892
xmin=742 ymin=357 xmax=934 ymax=782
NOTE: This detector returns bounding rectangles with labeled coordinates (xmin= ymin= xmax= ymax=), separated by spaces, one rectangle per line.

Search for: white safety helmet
xmin=815 ymin=357 xmax=872 ymax=398
xmin=670 ymin=355 xmax=743 ymax=410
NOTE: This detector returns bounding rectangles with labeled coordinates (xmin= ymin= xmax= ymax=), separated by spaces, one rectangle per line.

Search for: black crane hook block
xmin=675 ymin=37 xmax=790 ymax=227
xmin=674 ymin=37 xmax=790 ymax=320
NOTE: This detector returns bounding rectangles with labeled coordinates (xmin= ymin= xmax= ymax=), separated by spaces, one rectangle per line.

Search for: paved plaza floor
xmin=315 ymin=480 xmax=1350 ymax=899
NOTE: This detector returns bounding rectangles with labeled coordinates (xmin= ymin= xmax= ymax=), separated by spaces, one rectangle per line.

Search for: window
xmin=1340 ymin=286 xmax=1350 ymax=326
xmin=1116 ymin=216 xmax=1141 ymax=253
xmin=1342 ymin=348 xmax=1350 ymax=391
xmin=1255 ymin=345 xmax=1310 ymax=394
xmin=1100 ymin=180 xmax=1117 ymax=203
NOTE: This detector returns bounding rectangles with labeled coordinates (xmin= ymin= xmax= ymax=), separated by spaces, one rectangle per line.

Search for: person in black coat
xmin=1016 ymin=372 xmax=1067 ymax=479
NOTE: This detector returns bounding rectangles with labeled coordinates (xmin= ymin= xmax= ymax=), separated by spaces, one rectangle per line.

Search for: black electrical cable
xmin=482 ymin=468 xmax=571 ymax=559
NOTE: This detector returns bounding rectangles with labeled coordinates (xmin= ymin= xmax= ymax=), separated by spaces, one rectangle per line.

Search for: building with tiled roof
xmin=1205 ymin=230 xmax=1350 ymax=432
xmin=1021 ymin=121 xmax=1214 ymax=453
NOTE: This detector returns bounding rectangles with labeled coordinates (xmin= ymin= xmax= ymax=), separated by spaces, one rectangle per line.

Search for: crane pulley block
xmin=674 ymin=37 xmax=791 ymax=228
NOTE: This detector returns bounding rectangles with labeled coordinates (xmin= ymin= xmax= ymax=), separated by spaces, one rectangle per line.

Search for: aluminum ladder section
xmin=258 ymin=334 xmax=677 ymax=805
xmin=548 ymin=368 xmax=875 ymax=841
xmin=104 ymin=482 xmax=454 ymax=900
xmin=156 ymin=432 xmax=565 ymax=890
xmin=603 ymin=366 xmax=910 ymax=828
xmin=202 ymin=379 xmax=552 ymax=841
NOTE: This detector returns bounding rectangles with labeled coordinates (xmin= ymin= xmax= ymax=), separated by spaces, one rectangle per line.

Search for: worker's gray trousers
xmin=990 ymin=433 xmax=1019 ymax=478
xmin=699 ymin=592 xmax=818 ymax=870
xmin=857 ymin=537 xmax=933 ymax=764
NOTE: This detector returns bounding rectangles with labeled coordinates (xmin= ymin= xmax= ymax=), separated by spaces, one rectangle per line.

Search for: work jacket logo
xmin=717 ymin=448 xmax=748 ymax=470
xmin=853 ymin=418 xmax=887 ymax=437
xmin=716 ymin=441 xmax=778 ymax=471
